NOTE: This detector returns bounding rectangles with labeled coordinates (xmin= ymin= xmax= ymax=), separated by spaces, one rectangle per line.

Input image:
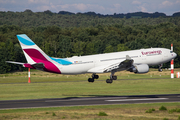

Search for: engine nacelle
xmin=130 ymin=64 xmax=149 ymax=74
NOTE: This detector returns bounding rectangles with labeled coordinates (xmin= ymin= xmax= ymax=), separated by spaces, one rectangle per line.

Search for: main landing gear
xmin=88 ymin=72 xmax=117 ymax=84
xmin=158 ymin=64 xmax=163 ymax=72
xmin=88 ymin=73 xmax=99 ymax=83
xmin=106 ymin=71 xmax=117 ymax=84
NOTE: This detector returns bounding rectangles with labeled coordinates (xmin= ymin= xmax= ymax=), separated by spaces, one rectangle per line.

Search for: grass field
xmin=0 ymin=69 xmax=180 ymax=100
xmin=0 ymin=103 xmax=180 ymax=120
xmin=0 ymin=69 xmax=180 ymax=120
xmin=0 ymin=68 xmax=175 ymax=83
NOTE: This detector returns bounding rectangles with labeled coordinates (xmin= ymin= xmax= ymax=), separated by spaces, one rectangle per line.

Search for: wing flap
xmin=87 ymin=55 xmax=134 ymax=73
xmin=87 ymin=62 xmax=120 ymax=73
xmin=104 ymin=55 xmax=134 ymax=72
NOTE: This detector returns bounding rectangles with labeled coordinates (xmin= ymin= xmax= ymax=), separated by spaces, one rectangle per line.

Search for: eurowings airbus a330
xmin=6 ymin=34 xmax=177 ymax=83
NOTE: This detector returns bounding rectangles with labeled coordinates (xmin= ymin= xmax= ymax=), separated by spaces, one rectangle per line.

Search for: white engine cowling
xmin=131 ymin=64 xmax=149 ymax=74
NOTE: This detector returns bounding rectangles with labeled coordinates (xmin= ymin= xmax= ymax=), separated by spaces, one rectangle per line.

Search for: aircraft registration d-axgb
xmin=6 ymin=34 xmax=177 ymax=83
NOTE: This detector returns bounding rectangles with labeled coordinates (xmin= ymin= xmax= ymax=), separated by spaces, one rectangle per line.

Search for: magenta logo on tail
xmin=23 ymin=49 xmax=61 ymax=74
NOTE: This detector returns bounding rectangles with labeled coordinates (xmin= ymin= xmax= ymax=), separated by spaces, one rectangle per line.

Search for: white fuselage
xmin=57 ymin=48 xmax=176 ymax=74
xmin=9 ymin=34 xmax=177 ymax=78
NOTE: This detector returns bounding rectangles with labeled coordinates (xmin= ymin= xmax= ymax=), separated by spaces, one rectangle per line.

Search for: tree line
xmin=0 ymin=11 xmax=180 ymax=74
xmin=1 ymin=10 xmax=180 ymax=28
xmin=59 ymin=11 xmax=180 ymax=18
xmin=0 ymin=22 xmax=180 ymax=73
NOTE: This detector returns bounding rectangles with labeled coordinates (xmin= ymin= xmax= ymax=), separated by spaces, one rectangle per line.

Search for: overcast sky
xmin=0 ymin=0 xmax=180 ymax=15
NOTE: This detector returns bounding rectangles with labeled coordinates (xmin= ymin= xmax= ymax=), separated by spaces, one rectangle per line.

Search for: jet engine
xmin=129 ymin=64 xmax=149 ymax=74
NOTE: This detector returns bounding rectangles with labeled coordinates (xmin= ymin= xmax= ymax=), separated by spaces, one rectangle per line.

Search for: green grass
xmin=0 ymin=68 xmax=174 ymax=83
xmin=0 ymin=69 xmax=180 ymax=100
xmin=0 ymin=103 xmax=180 ymax=120
xmin=0 ymin=69 xmax=180 ymax=119
xmin=0 ymin=78 xmax=180 ymax=100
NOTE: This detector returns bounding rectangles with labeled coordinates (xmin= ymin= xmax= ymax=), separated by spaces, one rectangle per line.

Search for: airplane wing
xmin=87 ymin=55 xmax=134 ymax=73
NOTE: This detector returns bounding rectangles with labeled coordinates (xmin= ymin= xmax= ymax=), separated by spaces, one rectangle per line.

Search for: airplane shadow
xmin=46 ymin=94 xmax=180 ymax=101
xmin=81 ymin=94 xmax=180 ymax=98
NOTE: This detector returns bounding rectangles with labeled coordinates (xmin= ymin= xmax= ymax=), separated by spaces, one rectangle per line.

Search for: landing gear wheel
xmin=112 ymin=76 xmax=117 ymax=80
xmin=94 ymin=75 xmax=99 ymax=79
xmin=106 ymin=79 xmax=113 ymax=84
xmin=88 ymin=78 xmax=94 ymax=82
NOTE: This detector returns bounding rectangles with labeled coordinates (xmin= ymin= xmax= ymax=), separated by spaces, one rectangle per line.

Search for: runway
xmin=0 ymin=94 xmax=180 ymax=110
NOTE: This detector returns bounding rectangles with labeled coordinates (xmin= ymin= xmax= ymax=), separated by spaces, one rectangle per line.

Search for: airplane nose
xmin=173 ymin=52 xmax=177 ymax=58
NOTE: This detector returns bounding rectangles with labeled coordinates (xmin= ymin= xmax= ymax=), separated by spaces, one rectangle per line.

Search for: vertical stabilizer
xmin=16 ymin=34 xmax=61 ymax=73
xmin=17 ymin=34 xmax=51 ymax=64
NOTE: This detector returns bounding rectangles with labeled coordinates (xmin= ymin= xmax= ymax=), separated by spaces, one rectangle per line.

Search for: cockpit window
xmin=170 ymin=51 xmax=173 ymax=53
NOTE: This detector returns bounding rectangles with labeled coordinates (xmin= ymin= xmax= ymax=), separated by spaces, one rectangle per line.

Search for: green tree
xmin=104 ymin=45 xmax=114 ymax=53
xmin=85 ymin=42 xmax=95 ymax=55
xmin=72 ymin=41 xmax=85 ymax=56
xmin=117 ymin=44 xmax=129 ymax=51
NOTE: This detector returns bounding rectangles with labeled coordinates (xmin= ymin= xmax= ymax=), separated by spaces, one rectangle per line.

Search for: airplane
xmin=6 ymin=34 xmax=177 ymax=83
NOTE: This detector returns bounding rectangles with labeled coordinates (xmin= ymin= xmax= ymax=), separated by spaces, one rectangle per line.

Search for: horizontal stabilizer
xmin=32 ymin=63 xmax=44 ymax=70
xmin=6 ymin=61 xmax=45 ymax=70
xmin=6 ymin=61 xmax=25 ymax=65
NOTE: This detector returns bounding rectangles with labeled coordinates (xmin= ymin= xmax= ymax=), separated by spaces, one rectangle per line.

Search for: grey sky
xmin=0 ymin=0 xmax=180 ymax=15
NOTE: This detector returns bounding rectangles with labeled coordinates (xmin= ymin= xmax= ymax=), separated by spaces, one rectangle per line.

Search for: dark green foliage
xmin=178 ymin=115 xmax=180 ymax=120
xmin=145 ymin=109 xmax=152 ymax=113
xmin=176 ymin=108 xmax=180 ymax=112
xmin=98 ymin=112 xmax=108 ymax=116
xmin=168 ymin=109 xmax=177 ymax=113
xmin=163 ymin=118 xmax=168 ymax=120
xmin=159 ymin=106 xmax=167 ymax=111
xmin=52 ymin=112 xmax=56 ymax=116
xmin=145 ymin=108 xmax=155 ymax=113
xmin=0 ymin=11 xmax=180 ymax=74
xmin=168 ymin=108 xmax=180 ymax=113
xmin=1 ymin=11 xmax=180 ymax=28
